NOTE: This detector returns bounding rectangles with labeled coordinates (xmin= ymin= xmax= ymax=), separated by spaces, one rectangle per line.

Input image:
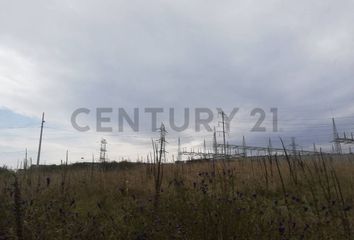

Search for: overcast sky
xmin=1 ymin=0 xmax=354 ymax=168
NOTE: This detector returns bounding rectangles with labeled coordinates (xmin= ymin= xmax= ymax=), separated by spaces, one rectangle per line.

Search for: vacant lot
xmin=1 ymin=154 xmax=354 ymax=239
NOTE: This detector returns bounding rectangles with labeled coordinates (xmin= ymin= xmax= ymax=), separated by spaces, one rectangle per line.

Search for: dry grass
xmin=1 ymin=154 xmax=354 ymax=239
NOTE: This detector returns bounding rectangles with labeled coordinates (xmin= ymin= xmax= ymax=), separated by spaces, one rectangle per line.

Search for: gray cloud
xmin=0 ymin=0 xmax=354 ymax=167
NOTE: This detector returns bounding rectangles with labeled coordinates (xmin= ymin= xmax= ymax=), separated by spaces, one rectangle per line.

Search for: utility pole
xmin=242 ymin=136 xmax=247 ymax=157
xmin=332 ymin=118 xmax=342 ymax=154
xmin=24 ymin=148 xmax=28 ymax=170
xmin=268 ymin=138 xmax=273 ymax=155
xmin=313 ymin=143 xmax=318 ymax=153
xmin=90 ymin=153 xmax=95 ymax=181
xmin=177 ymin=137 xmax=182 ymax=161
xmin=65 ymin=150 xmax=69 ymax=165
xmin=36 ymin=112 xmax=45 ymax=167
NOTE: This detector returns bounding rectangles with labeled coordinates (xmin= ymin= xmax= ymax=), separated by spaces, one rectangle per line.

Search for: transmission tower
xmin=289 ymin=137 xmax=299 ymax=156
xmin=158 ymin=123 xmax=167 ymax=163
xmin=152 ymin=123 xmax=167 ymax=206
xmin=213 ymin=127 xmax=218 ymax=155
xmin=203 ymin=139 xmax=207 ymax=158
xmin=218 ymin=111 xmax=228 ymax=156
xmin=331 ymin=118 xmax=354 ymax=154
xmin=99 ymin=138 xmax=107 ymax=162
xmin=332 ymin=118 xmax=342 ymax=154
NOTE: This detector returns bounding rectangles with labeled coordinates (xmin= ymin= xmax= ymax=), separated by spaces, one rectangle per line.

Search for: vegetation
xmin=1 ymin=154 xmax=354 ymax=239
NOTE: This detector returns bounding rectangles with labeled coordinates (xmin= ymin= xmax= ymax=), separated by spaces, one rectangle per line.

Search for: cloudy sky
xmin=1 ymin=0 xmax=354 ymax=168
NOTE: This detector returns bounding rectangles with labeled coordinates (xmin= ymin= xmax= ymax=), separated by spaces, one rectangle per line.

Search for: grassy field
xmin=1 ymin=153 xmax=354 ymax=239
